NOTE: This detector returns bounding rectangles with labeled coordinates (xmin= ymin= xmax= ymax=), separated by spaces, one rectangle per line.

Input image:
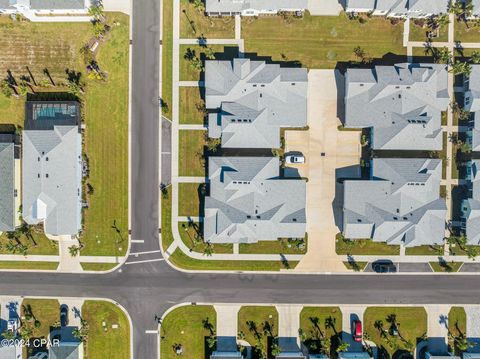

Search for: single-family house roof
xmin=211 ymin=352 xmax=244 ymax=359
xmin=344 ymin=63 xmax=449 ymax=150
xmin=473 ymin=0 xmax=480 ymax=16
xmin=22 ymin=101 xmax=82 ymax=236
xmin=466 ymin=65 xmax=480 ymax=151
xmin=0 ymin=135 xmax=15 ymax=232
xmin=49 ymin=327 xmax=80 ymax=359
xmin=204 ymin=156 xmax=306 ymax=243
xmin=206 ymin=0 xmax=307 ymax=14
xmin=0 ymin=343 xmax=22 ymax=359
xmin=343 ymin=158 xmax=446 ymax=247
xmin=205 ymin=58 xmax=307 ymax=148
xmin=0 ymin=0 xmax=17 ymax=9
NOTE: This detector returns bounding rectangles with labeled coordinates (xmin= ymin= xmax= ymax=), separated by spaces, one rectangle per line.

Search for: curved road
xmin=1 ymin=1 xmax=479 ymax=359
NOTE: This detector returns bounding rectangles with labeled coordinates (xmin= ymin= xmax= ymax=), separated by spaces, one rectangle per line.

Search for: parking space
xmin=288 ymin=70 xmax=360 ymax=272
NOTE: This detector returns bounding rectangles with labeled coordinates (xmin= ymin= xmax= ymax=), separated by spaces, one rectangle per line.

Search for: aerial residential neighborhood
xmin=1 ymin=0 xmax=480 ymax=358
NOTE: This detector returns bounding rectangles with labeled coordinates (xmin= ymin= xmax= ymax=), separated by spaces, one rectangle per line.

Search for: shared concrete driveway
xmin=286 ymin=70 xmax=360 ymax=272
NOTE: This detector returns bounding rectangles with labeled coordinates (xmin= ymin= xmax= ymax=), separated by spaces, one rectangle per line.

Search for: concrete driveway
xmin=287 ymin=70 xmax=360 ymax=272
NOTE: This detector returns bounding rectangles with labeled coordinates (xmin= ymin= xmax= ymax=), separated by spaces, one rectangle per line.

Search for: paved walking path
xmin=176 ymin=176 xmax=206 ymax=183
xmin=178 ymin=80 xmax=204 ymax=87
xmin=178 ymin=124 xmax=207 ymax=130
xmin=235 ymin=15 xmax=241 ymax=40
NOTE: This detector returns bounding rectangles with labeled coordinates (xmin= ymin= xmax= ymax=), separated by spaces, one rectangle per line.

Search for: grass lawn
xmin=0 ymin=230 xmax=58 ymax=255
xmin=0 ymin=18 xmax=91 ymax=86
xmin=238 ymin=306 xmax=278 ymax=359
xmin=239 ymin=237 xmax=307 ymax=255
xmin=81 ymin=262 xmax=118 ymax=271
xmin=179 ymin=86 xmax=205 ymax=124
xmin=178 ymin=183 xmax=205 ymax=217
xmin=335 ymin=233 xmax=399 ymax=255
xmin=178 ymin=222 xmax=233 ymax=254
xmin=364 ymin=307 xmax=427 ymax=358
xmin=82 ymin=300 xmax=130 ymax=359
xmin=179 ymin=130 xmax=206 ymax=176
xmin=343 ymin=261 xmax=368 ymax=271
xmin=0 ymin=96 xmax=23 ymax=127
xmin=0 ymin=14 xmax=129 ymax=257
xmin=168 ymin=248 xmax=298 ymax=271
xmin=180 ymin=0 xmax=234 ymax=39
xmin=455 ymin=20 xmax=480 ymax=42
xmin=300 ymin=307 xmax=342 ymax=355
xmin=179 ymin=44 xmax=239 ymax=81
xmin=0 ymin=261 xmax=58 ymax=270
xmin=160 ymin=305 xmax=216 ymax=359
xmin=162 ymin=187 xmax=174 ymax=251
xmin=440 ymin=185 xmax=447 ymax=199
xmin=430 ymin=261 xmax=463 ymax=272
xmin=405 ymin=245 xmax=444 ymax=256
xmin=21 ymin=298 xmax=60 ymax=339
xmin=449 ymin=306 xmax=466 ymax=338
xmin=81 ymin=13 xmax=129 ymax=256
xmin=242 ymin=13 xmax=405 ymax=70
xmin=409 ymin=22 xmax=448 ymax=42
xmin=411 ymin=46 xmax=435 ymax=63
xmin=162 ymin=0 xmax=173 ymax=118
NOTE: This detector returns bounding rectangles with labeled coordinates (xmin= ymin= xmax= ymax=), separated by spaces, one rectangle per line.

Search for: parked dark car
xmin=372 ymin=260 xmax=397 ymax=273
xmin=60 ymin=305 xmax=69 ymax=327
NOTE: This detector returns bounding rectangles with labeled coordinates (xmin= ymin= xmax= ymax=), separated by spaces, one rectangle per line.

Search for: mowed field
xmin=242 ymin=12 xmax=406 ymax=69
xmin=0 ymin=14 xmax=129 ymax=257
xmin=0 ymin=18 xmax=91 ymax=84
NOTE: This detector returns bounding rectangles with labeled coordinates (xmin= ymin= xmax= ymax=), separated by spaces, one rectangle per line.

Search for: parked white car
xmin=285 ymin=154 xmax=305 ymax=164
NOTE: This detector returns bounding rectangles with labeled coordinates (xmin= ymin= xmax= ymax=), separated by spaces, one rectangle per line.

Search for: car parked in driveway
xmin=285 ymin=153 xmax=305 ymax=164
xmin=372 ymin=260 xmax=397 ymax=273
xmin=60 ymin=305 xmax=69 ymax=327
xmin=352 ymin=319 xmax=362 ymax=342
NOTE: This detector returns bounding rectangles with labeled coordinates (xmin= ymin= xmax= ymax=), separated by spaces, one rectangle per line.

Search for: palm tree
xmin=204 ymin=46 xmax=215 ymax=60
xmin=437 ymin=13 xmax=450 ymax=27
xmin=69 ymin=245 xmax=80 ymax=257
xmin=88 ymin=4 xmax=104 ymax=20
xmin=1 ymin=330 xmax=16 ymax=340
xmin=471 ymin=51 xmax=480 ymax=64
xmin=450 ymin=60 xmax=472 ymax=76
xmin=336 ymin=341 xmax=350 ymax=353
xmin=192 ymin=0 xmax=205 ymax=12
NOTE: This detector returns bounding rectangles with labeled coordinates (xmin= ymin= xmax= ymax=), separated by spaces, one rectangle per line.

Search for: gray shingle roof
xmin=22 ymin=101 xmax=82 ymax=236
xmin=0 ymin=136 xmax=15 ymax=232
xmin=206 ymin=0 xmax=307 ymax=14
xmin=29 ymin=0 xmax=86 ymax=9
xmin=49 ymin=327 xmax=80 ymax=359
xmin=346 ymin=0 xmax=449 ymax=15
xmin=463 ymin=160 xmax=480 ymax=244
xmin=0 ymin=344 xmax=21 ymax=359
xmin=466 ymin=65 xmax=480 ymax=151
xmin=211 ymin=352 xmax=244 ymax=359
xmin=204 ymin=157 xmax=306 ymax=243
xmin=344 ymin=63 xmax=449 ymax=150
xmin=0 ymin=0 xmax=17 ymax=9
xmin=343 ymin=158 xmax=446 ymax=247
xmin=474 ymin=0 xmax=480 ymax=16
xmin=205 ymin=59 xmax=307 ymax=148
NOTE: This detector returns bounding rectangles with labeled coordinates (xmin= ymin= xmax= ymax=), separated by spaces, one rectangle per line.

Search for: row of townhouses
xmin=203 ymin=0 xmax=480 ymax=18
xmin=202 ymin=60 xmax=480 ymax=248
xmin=0 ymin=101 xmax=82 ymax=238
xmin=203 ymin=58 xmax=308 ymax=244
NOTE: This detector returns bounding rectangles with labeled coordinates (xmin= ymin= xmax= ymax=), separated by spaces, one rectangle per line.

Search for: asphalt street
xmin=1 ymin=1 xmax=480 ymax=359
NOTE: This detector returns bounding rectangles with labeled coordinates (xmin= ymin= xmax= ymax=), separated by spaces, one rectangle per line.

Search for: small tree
xmin=0 ymin=80 xmax=13 ymax=98
xmin=192 ymin=0 xmax=205 ymax=12
xmin=88 ymin=4 xmax=104 ymax=20
xmin=2 ymin=330 xmax=16 ymax=340
xmin=203 ymin=243 xmax=214 ymax=256
xmin=204 ymin=46 xmax=215 ymax=60
xmin=336 ymin=341 xmax=350 ymax=353
xmin=73 ymin=319 xmax=89 ymax=343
